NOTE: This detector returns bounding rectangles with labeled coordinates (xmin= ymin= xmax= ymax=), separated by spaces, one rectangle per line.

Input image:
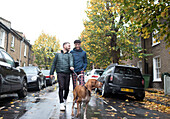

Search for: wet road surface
xmin=0 ymin=81 xmax=170 ymax=119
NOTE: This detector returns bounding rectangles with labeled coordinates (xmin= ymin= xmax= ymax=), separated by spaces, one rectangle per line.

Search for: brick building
xmin=0 ymin=17 xmax=35 ymax=66
xmin=121 ymin=33 xmax=170 ymax=89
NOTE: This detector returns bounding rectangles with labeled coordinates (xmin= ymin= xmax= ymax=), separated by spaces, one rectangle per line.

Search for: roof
xmin=107 ymin=63 xmax=138 ymax=69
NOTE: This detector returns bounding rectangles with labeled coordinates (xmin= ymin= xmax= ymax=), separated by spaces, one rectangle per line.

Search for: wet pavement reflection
xmin=0 ymin=81 xmax=170 ymax=119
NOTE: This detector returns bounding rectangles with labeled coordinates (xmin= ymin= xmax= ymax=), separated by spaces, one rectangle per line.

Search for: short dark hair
xmin=74 ymin=40 xmax=81 ymax=44
xmin=63 ymin=42 xmax=70 ymax=47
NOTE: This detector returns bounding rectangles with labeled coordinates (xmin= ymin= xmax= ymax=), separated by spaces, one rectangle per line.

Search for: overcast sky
xmin=0 ymin=0 xmax=88 ymax=48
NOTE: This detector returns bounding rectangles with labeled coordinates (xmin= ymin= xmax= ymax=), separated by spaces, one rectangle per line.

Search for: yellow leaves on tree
xmin=32 ymin=32 xmax=60 ymax=69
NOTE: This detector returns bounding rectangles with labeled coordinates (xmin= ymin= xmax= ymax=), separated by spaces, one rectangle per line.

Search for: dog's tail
xmin=75 ymin=74 xmax=84 ymax=86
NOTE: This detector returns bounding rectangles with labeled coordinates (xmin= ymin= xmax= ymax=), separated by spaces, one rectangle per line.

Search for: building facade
xmin=122 ymin=33 xmax=170 ymax=89
xmin=0 ymin=17 xmax=35 ymax=67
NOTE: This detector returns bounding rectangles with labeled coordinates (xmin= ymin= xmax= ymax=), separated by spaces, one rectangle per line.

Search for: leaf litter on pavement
xmin=139 ymin=91 xmax=170 ymax=114
xmin=95 ymin=89 xmax=170 ymax=119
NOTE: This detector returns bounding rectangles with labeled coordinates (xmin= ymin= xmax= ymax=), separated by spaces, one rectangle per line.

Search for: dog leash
xmin=72 ymin=70 xmax=83 ymax=81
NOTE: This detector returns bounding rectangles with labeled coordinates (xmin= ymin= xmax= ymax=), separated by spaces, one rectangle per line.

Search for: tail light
xmin=46 ymin=76 xmax=50 ymax=78
xmin=92 ymin=75 xmax=98 ymax=78
xmin=110 ymin=76 xmax=113 ymax=81
xmin=142 ymin=79 xmax=144 ymax=85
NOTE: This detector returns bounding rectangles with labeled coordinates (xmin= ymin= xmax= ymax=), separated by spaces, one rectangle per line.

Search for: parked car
xmin=85 ymin=69 xmax=104 ymax=82
xmin=96 ymin=64 xmax=145 ymax=101
xmin=0 ymin=47 xmax=27 ymax=98
xmin=22 ymin=66 xmax=46 ymax=91
xmin=41 ymin=70 xmax=56 ymax=86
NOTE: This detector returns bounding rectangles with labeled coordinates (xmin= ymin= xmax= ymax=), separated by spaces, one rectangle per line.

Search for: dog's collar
xmin=84 ymin=86 xmax=91 ymax=94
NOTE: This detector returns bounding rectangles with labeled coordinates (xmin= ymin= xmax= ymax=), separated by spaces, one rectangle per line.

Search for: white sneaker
xmin=63 ymin=99 xmax=67 ymax=107
xmin=60 ymin=103 xmax=65 ymax=111
xmin=74 ymin=103 xmax=77 ymax=109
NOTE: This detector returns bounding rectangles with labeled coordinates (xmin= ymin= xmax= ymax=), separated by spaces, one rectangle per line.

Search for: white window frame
xmin=153 ymin=56 xmax=161 ymax=82
xmin=0 ymin=29 xmax=5 ymax=48
xmin=137 ymin=61 xmax=142 ymax=73
xmin=11 ymin=35 xmax=15 ymax=48
xmin=152 ymin=29 xmax=160 ymax=46
xmin=24 ymin=44 xmax=27 ymax=57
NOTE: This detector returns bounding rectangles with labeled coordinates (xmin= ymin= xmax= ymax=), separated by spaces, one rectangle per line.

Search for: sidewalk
xmin=139 ymin=88 xmax=170 ymax=114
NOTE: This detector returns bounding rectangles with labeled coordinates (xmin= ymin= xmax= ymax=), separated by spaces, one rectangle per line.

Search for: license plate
xmin=121 ymin=88 xmax=134 ymax=92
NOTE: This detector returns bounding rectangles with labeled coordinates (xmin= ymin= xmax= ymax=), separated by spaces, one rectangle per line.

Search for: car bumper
xmin=27 ymin=81 xmax=37 ymax=89
xmin=45 ymin=78 xmax=53 ymax=84
xmin=108 ymin=83 xmax=144 ymax=95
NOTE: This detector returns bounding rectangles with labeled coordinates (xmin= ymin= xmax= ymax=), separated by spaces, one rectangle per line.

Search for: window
xmin=1 ymin=51 xmax=14 ymax=67
xmin=114 ymin=66 xmax=141 ymax=76
xmin=152 ymin=29 xmax=160 ymax=46
xmin=11 ymin=35 xmax=15 ymax=48
xmin=153 ymin=56 xmax=161 ymax=82
xmin=24 ymin=44 xmax=27 ymax=57
xmin=0 ymin=30 xmax=5 ymax=48
xmin=137 ymin=61 xmax=142 ymax=73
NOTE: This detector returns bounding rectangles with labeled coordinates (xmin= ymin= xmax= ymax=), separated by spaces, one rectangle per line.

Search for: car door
xmin=1 ymin=51 xmax=21 ymax=90
xmin=0 ymin=51 xmax=11 ymax=93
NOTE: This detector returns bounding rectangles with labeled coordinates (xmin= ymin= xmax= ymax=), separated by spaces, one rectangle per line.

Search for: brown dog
xmin=71 ymin=75 xmax=103 ymax=117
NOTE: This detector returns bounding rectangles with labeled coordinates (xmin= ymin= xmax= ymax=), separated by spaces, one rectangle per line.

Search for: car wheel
xmin=135 ymin=92 xmax=145 ymax=101
xmin=37 ymin=80 xmax=41 ymax=91
xmin=18 ymin=79 xmax=27 ymax=98
xmin=101 ymin=83 xmax=109 ymax=97
xmin=43 ymin=79 xmax=47 ymax=88
xmin=49 ymin=79 xmax=53 ymax=86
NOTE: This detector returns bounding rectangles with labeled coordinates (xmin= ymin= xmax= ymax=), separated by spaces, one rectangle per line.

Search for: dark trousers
xmin=57 ymin=72 xmax=70 ymax=103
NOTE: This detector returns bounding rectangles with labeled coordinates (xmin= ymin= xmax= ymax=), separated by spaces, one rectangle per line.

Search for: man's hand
xmin=70 ymin=67 xmax=74 ymax=71
xmin=50 ymin=75 xmax=54 ymax=79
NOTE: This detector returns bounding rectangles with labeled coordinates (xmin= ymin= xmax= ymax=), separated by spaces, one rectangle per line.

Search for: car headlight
xmin=31 ymin=76 xmax=37 ymax=81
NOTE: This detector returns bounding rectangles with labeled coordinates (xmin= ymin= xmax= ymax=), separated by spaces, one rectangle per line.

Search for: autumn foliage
xmin=32 ymin=32 xmax=60 ymax=69
xmin=81 ymin=0 xmax=169 ymax=69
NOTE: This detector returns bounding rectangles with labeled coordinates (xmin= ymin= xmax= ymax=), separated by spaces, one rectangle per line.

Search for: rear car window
xmin=114 ymin=66 xmax=141 ymax=76
xmin=42 ymin=70 xmax=50 ymax=75
xmin=94 ymin=70 xmax=104 ymax=75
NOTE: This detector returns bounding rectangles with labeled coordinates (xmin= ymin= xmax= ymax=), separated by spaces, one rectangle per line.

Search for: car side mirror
xmin=14 ymin=61 xmax=19 ymax=67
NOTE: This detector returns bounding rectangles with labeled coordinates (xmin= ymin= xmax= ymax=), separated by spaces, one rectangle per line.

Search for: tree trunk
xmin=110 ymin=33 xmax=120 ymax=63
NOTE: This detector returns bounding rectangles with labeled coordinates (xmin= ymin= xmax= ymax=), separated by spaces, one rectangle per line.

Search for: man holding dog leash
xmin=50 ymin=42 xmax=74 ymax=111
xmin=70 ymin=40 xmax=87 ymax=107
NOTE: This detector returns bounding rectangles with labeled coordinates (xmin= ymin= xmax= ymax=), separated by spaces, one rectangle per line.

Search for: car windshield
xmin=41 ymin=70 xmax=50 ymax=75
xmin=114 ymin=66 xmax=141 ymax=76
xmin=22 ymin=67 xmax=38 ymax=74
xmin=94 ymin=70 xmax=104 ymax=75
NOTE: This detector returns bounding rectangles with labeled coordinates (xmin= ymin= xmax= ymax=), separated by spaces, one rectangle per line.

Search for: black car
xmin=96 ymin=64 xmax=145 ymax=100
xmin=0 ymin=47 xmax=27 ymax=98
xmin=22 ymin=66 xmax=46 ymax=91
xmin=41 ymin=70 xmax=55 ymax=86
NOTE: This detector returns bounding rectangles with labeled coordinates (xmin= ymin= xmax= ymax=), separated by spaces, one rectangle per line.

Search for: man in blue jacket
xmin=71 ymin=40 xmax=87 ymax=90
